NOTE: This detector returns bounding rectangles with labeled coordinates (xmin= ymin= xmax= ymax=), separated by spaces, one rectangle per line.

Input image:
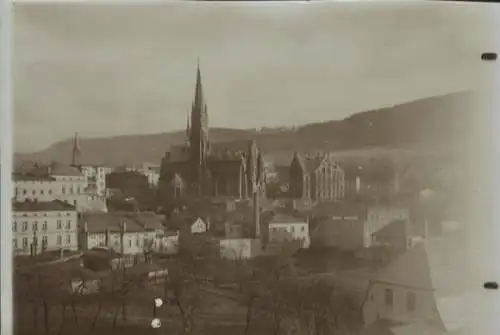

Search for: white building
xmin=79 ymin=212 xmax=160 ymax=255
xmin=13 ymin=164 xmax=89 ymax=212
xmin=362 ymin=238 xmax=472 ymax=333
xmin=80 ymin=164 xmax=113 ymax=198
xmin=13 ymin=200 xmax=79 ymax=255
xmin=266 ymin=213 xmax=310 ymax=249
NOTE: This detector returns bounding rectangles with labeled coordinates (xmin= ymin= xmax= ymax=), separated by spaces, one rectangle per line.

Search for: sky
xmin=13 ymin=1 xmax=493 ymax=153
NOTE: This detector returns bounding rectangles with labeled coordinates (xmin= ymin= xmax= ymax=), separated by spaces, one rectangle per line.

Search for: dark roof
xmin=12 ymin=173 xmax=55 ymax=182
xmin=165 ymin=216 xmax=202 ymax=231
xmin=13 ymin=200 xmax=76 ymax=212
xmin=372 ymin=219 xmax=409 ymax=239
xmin=51 ymin=164 xmax=83 ymax=176
xmin=80 ymin=213 xmax=157 ymax=233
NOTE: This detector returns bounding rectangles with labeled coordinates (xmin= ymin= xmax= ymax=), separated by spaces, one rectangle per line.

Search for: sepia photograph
xmin=9 ymin=1 xmax=499 ymax=335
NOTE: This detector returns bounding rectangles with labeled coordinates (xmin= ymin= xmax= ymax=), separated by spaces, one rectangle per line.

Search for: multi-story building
xmin=13 ymin=164 xmax=89 ymax=211
xmin=13 ymin=200 xmax=79 ymax=255
xmin=80 ymin=164 xmax=113 ymax=198
xmin=289 ymin=152 xmax=345 ymax=206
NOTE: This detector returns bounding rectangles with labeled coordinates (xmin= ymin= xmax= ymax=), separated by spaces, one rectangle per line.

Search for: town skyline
xmin=14 ymin=1 xmax=489 ymax=153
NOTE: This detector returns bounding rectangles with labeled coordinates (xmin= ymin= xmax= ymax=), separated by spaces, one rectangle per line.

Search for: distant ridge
xmin=14 ymin=92 xmax=476 ymax=167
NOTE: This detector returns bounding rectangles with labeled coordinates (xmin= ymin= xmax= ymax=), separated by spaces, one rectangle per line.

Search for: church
xmin=158 ymin=64 xmax=266 ymax=206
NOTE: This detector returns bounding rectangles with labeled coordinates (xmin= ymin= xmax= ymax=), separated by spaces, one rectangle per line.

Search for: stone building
xmin=158 ymin=64 xmax=265 ymax=205
xmin=288 ymin=152 xmax=345 ymax=206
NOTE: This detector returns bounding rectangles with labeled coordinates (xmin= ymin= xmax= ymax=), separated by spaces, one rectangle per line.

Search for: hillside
xmin=15 ymin=92 xmax=475 ymax=167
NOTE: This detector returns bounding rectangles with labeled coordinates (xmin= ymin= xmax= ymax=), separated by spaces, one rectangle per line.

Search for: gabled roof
xmin=80 ymin=213 xmax=156 ymax=233
xmin=51 ymin=164 xmax=83 ymax=176
xmin=372 ymin=237 xmax=470 ymax=298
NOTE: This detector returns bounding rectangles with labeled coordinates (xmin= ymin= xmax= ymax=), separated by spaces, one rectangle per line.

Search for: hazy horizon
xmin=14 ymin=2 xmax=490 ymax=153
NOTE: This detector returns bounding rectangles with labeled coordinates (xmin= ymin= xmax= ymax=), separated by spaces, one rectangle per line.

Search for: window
xmin=57 ymin=220 xmax=62 ymax=229
xmin=57 ymin=235 xmax=62 ymax=245
xmin=66 ymin=220 xmax=71 ymax=229
xmin=73 ymin=200 xmax=77 ymax=206
xmin=66 ymin=235 xmax=71 ymax=245
xmin=12 ymin=221 xmax=17 ymax=232
xmin=22 ymin=237 xmax=28 ymax=248
xmin=43 ymin=221 xmax=47 ymax=231
xmin=62 ymin=187 xmax=66 ymax=194
xmin=33 ymin=221 xmax=38 ymax=231
xmin=136 ymin=238 xmax=140 ymax=247
xmin=128 ymin=239 xmax=132 ymax=248
xmin=301 ymin=226 xmax=305 ymax=232
xmin=32 ymin=189 xmax=36 ymax=195
xmin=22 ymin=221 xmax=28 ymax=231
xmin=384 ymin=289 xmax=394 ymax=308
xmin=291 ymin=226 xmax=295 ymax=233
xmin=48 ymin=189 xmax=52 ymax=195
xmin=23 ymin=189 xmax=27 ymax=195
xmin=40 ymin=189 xmax=44 ymax=195
xmin=13 ymin=239 xmax=18 ymax=249
xmin=406 ymin=291 xmax=416 ymax=311
xmin=42 ymin=236 xmax=48 ymax=247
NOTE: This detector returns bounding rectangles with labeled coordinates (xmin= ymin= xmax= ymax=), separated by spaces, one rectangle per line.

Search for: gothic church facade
xmin=158 ymin=64 xmax=265 ymax=205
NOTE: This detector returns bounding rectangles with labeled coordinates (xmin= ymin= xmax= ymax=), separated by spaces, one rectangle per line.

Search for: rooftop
xmin=12 ymin=173 xmax=55 ymax=182
xmin=50 ymin=163 xmax=83 ymax=176
xmin=80 ymin=212 xmax=160 ymax=233
xmin=13 ymin=200 xmax=76 ymax=212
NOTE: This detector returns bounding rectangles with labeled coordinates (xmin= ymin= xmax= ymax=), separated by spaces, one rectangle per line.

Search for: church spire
xmin=185 ymin=110 xmax=191 ymax=146
xmin=71 ymin=132 xmax=81 ymax=166
xmin=194 ymin=57 xmax=204 ymax=109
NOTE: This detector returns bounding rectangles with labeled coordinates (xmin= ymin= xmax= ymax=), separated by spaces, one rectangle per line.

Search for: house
xmin=12 ymin=200 xmax=79 ymax=255
xmin=310 ymin=204 xmax=410 ymax=251
xmin=362 ymin=238 xmax=473 ymax=333
xmin=265 ymin=212 xmax=310 ymax=249
xmin=78 ymin=213 xmax=158 ymax=255
xmin=152 ymin=231 xmax=179 ymax=255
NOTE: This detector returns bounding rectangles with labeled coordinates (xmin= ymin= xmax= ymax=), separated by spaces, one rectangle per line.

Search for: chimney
xmin=105 ymin=228 xmax=110 ymax=246
xmin=355 ymin=176 xmax=361 ymax=193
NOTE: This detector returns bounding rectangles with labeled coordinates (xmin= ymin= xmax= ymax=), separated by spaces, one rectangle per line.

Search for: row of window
xmin=18 ymin=186 xmax=83 ymax=196
xmin=13 ymin=234 xmax=72 ymax=249
xmin=13 ymin=220 xmax=72 ymax=232
xmin=270 ymin=225 xmax=306 ymax=233
xmin=384 ymin=288 xmax=416 ymax=311
xmin=19 ymin=212 xmax=72 ymax=217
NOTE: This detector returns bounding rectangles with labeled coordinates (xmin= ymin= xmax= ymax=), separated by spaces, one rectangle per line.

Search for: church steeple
xmin=190 ymin=59 xmax=210 ymax=169
xmin=185 ymin=110 xmax=191 ymax=146
xmin=71 ymin=132 xmax=82 ymax=166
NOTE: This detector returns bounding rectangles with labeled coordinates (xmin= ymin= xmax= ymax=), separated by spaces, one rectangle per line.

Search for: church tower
xmin=190 ymin=60 xmax=210 ymax=194
xmin=71 ymin=132 xmax=82 ymax=167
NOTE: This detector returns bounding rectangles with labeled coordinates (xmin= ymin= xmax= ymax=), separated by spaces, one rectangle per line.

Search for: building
xmin=158 ymin=63 xmax=265 ymax=204
xmin=219 ymin=238 xmax=262 ymax=260
xmin=362 ymin=238 xmax=472 ymax=334
xmin=69 ymin=132 xmax=114 ymax=198
xmin=265 ymin=212 xmax=310 ymax=249
xmin=13 ymin=163 xmax=89 ymax=211
xmin=310 ymin=204 xmax=410 ymax=251
xmin=289 ymin=152 xmax=345 ymax=206
xmin=78 ymin=212 xmax=159 ymax=255
xmin=135 ymin=162 xmax=161 ymax=187
xmin=13 ymin=200 xmax=79 ymax=255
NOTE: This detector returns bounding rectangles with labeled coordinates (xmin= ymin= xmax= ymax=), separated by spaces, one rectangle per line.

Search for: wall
xmin=362 ymin=282 xmax=437 ymax=326
xmin=13 ymin=209 xmax=79 ymax=255
xmin=310 ymin=217 xmax=365 ymax=251
xmin=85 ymin=231 xmax=156 ymax=255
xmin=364 ymin=207 xmax=410 ymax=247
xmin=219 ymin=238 xmax=262 ymax=260
xmin=14 ymin=176 xmax=89 ymax=211
xmin=268 ymin=221 xmax=310 ymax=248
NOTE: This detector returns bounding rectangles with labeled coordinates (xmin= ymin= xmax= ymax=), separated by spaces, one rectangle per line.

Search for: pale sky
xmin=13 ymin=1 xmax=492 ymax=153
